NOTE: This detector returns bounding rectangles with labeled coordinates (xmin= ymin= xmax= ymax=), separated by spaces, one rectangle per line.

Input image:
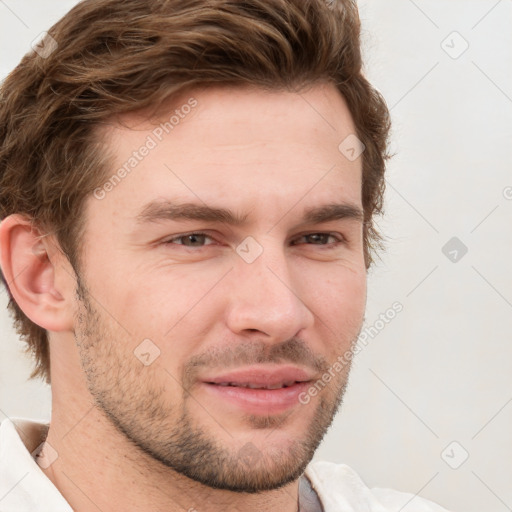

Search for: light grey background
xmin=1 ymin=1 xmax=511 ymax=511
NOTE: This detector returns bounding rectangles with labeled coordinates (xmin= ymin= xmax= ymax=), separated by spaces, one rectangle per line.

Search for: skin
xmin=0 ymin=82 xmax=367 ymax=512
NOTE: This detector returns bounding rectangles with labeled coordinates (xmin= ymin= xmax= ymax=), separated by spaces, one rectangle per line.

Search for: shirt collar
xmin=0 ymin=417 xmax=72 ymax=511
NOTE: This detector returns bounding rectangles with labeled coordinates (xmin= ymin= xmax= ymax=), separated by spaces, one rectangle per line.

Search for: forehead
xmin=90 ymin=83 xmax=363 ymax=228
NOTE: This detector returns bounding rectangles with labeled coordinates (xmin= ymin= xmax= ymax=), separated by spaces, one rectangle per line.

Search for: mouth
xmin=200 ymin=365 xmax=315 ymax=415
xmin=211 ymin=380 xmax=299 ymax=389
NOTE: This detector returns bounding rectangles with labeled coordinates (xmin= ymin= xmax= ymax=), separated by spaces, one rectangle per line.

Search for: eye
xmin=292 ymin=233 xmax=344 ymax=246
xmin=162 ymin=231 xmax=345 ymax=249
xmin=163 ymin=232 xmax=216 ymax=247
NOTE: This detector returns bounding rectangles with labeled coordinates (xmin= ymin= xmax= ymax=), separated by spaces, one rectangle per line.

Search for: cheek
xmin=108 ymin=269 xmax=219 ymax=366
xmin=309 ymin=264 xmax=366 ymax=314
xmin=307 ymin=265 xmax=366 ymax=348
xmin=337 ymin=272 xmax=366 ymax=318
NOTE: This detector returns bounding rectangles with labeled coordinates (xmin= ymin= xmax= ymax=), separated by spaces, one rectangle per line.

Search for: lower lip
xmin=201 ymin=381 xmax=311 ymax=415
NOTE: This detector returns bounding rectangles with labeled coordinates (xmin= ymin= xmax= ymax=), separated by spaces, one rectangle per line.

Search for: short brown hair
xmin=0 ymin=0 xmax=390 ymax=383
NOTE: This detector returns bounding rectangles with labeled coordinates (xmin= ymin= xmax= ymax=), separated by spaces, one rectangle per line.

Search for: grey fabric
xmin=299 ymin=473 xmax=324 ymax=512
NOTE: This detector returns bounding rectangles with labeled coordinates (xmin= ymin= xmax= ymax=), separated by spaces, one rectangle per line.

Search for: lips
xmin=203 ymin=365 xmax=314 ymax=389
xmin=214 ymin=381 xmax=297 ymax=390
xmin=200 ymin=365 xmax=315 ymax=415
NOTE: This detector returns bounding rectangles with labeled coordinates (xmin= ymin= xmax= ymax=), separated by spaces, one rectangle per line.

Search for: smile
xmin=200 ymin=365 xmax=316 ymax=415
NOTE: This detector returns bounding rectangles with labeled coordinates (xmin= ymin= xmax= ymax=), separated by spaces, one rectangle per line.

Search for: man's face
xmin=72 ymin=83 xmax=366 ymax=492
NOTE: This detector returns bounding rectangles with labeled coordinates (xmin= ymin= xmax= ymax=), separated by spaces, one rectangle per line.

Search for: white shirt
xmin=0 ymin=418 xmax=451 ymax=512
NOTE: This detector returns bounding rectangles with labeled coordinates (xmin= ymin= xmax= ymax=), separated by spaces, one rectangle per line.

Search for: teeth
xmin=266 ymin=383 xmax=284 ymax=389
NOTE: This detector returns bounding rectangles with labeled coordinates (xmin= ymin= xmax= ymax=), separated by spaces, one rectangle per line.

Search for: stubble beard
xmin=73 ymin=276 xmax=354 ymax=493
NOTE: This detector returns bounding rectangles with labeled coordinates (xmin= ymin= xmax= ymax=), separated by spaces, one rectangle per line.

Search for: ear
xmin=0 ymin=214 xmax=75 ymax=332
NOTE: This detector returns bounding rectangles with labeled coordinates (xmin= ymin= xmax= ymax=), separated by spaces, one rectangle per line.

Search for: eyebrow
xmin=135 ymin=200 xmax=364 ymax=227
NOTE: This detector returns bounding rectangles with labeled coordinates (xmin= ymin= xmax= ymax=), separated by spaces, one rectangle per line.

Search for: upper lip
xmin=202 ymin=365 xmax=315 ymax=387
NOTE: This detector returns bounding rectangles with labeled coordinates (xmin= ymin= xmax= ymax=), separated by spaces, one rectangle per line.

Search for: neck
xmin=41 ymin=395 xmax=300 ymax=512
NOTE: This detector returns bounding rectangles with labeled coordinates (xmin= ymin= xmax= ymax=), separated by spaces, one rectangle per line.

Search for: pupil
xmin=186 ymin=234 xmax=204 ymax=246
xmin=309 ymin=234 xmax=326 ymax=244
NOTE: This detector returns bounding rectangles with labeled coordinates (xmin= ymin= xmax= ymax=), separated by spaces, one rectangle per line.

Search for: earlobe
xmin=0 ymin=214 xmax=74 ymax=332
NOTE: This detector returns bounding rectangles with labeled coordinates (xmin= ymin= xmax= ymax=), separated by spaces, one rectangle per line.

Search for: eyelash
xmin=163 ymin=232 xmax=345 ymax=248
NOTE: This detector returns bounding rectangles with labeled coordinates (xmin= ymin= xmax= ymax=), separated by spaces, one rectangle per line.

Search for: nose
xmin=223 ymin=242 xmax=315 ymax=342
